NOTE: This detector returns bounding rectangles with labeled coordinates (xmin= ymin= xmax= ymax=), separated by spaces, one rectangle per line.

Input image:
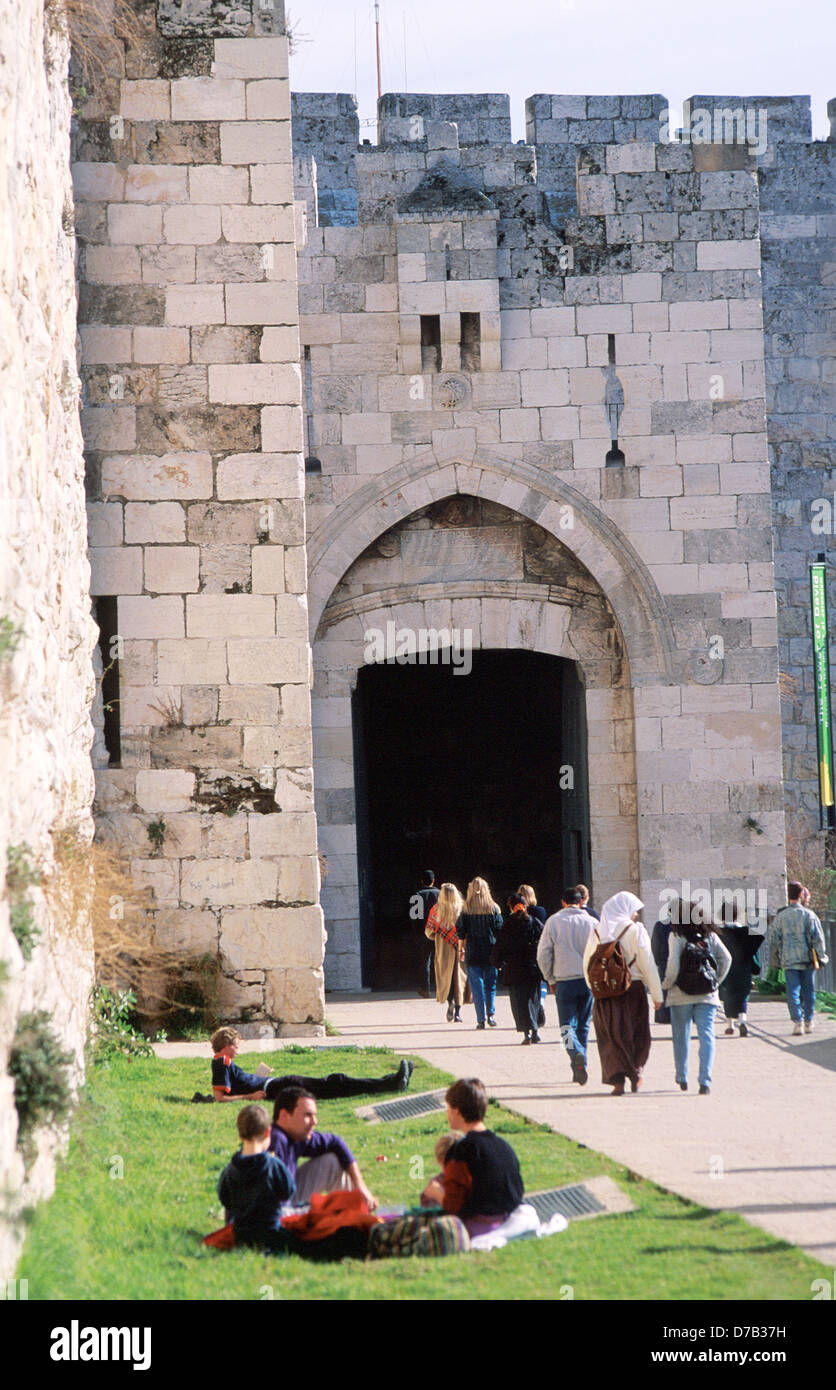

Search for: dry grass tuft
xmin=47 ymin=0 xmax=142 ymax=86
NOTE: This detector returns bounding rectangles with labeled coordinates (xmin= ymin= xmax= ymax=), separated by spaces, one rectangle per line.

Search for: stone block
xmin=102 ymin=452 xmax=213 ymax=500
xmin=165 ymin=284 xmax=225 ymax=325
xmin=73 ymin=161 xmax=125 ymax=200
xmin=576 ymin=304 xmax=633 ymax=335
xmin=208 ymin=363 xmax=300 ymax=405
xmin=218 ymin=685 xmax=279 ymax=723
xmin=163 ymin=205 xmax=221 ymax=244
xmin=124 ymin=165 xmax=188 ymax=202
xmin=84 ymin=246 xmax=142 ymax=284
xmin=249 ymin=162 xmax=295 ymax=204
xmin=696 ymin=240 xmax=761 ymax=271
xmin=141 ymin=245 xmax=196 ymax=283
xmin=157 ymin=638 xmax=228 ymax=685
xmin=220 ymin=120 xmax=291 ymax=165
xmin=213 ymin=39 xmax=290 ymax=81
xmin=225 ymin=282 xmax=298 ymax=326
xmin=246 ymin=79 xmax=291 ymax=121
xmin=133 ymin=327 xmax=190 ymax=363
xmin=186 ymin=595 xmax=275 ymax=638
xmin=220 ymin=905 xmax=322 ymax=971
xmin=249 ymin=812 xmax=318 ymax=859
xmin=135 ymin=769 xmax=195 ymax=812
xmin=80 ymin=326 xmax=132 ymax=364
xmin=264 ymin=965 xmax=325 ymax=1025
xmin=89 ymin=545 xmax=143 ymax=595
xmin=189 ymin=165 xmax=250 ymax=202
xmin=227 ymin=639 xmax=308 ymax=684
xmin=216 ymin=452 xmax=302 ymax=500
xmin=118 ymin=595 xmax=185 ymax=638
xmin=144 ymin=546 xmax=200 ymax=593
xmin=120 ymin=79 xmax=171 ymax=120
xmin=81 ymin=406 xmax=136 ymax=451
xmin=170 ymin=78 xmax=245 ymax=120
xmin=181 ymin=857 xmax=278 ymax=908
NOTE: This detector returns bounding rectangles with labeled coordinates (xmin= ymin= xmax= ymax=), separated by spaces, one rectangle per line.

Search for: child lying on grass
xmin=192 ymin=1025 xmax=414 ymax=1103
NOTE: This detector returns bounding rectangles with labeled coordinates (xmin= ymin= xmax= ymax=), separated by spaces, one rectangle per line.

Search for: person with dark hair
xmin=439 ymin=1078 xmax=524 ymax=1238
xmin=412 ymin=869 xmax=439 ymax=998
xmin=769 ymin=882 xmax=829 ymax=1035
xmin=269 ymin=1086 xmax=379 ymax=1208
xmin=662 ymin=903 xmax=731 ymax=1095
xmin=575 ymin=884 xmax=600 ymax=922
xmin=518 ymin=884 xmax=548 ymax=1026
xmin=650 ymin=896 xmax=696 ymax=1027
xmin=492 ymin=893 xmax=544 ymax=1043
xmin=538 ymin=887 xmax=596 ymax=1083
xmin=217 ymin=1104 xmax=295 ymax=1251
xmin=716 ymin=898 xmax=764 ymax=1037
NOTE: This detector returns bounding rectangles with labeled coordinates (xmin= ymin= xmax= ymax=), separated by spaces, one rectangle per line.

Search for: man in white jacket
xmin=537 ymin=888 xmax=597 ymax=1085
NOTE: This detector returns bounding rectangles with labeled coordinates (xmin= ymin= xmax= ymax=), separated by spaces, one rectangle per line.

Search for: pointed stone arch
xmin=310 ymin=485 xmax=641 ymax=990
xmin=307 ymin=445 xmax=677 ymax=685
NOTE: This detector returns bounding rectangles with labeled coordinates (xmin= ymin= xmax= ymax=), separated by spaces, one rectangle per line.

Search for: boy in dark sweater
xmin=440 ymin=1077 xmax=524 ymax=1238
xmin=217 ymin=1105 xmax=295 ymax=1251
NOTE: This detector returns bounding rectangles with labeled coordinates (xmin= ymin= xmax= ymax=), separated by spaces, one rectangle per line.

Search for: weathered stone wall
xmin=75 ymin=0 xmax=325 ymax=1032
xmin=295 ymin=102 xmax=788 ymax=985
xmin=0 ymin=0 xmax=98 ymax=1279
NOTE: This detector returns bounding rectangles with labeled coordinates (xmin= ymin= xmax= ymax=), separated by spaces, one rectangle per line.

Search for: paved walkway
xmin=157 ymin=990 xmax=836 ymax=1267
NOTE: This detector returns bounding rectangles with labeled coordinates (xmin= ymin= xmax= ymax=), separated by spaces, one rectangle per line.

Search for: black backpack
xmin=676 ymin=934 xmax=718 ymax=995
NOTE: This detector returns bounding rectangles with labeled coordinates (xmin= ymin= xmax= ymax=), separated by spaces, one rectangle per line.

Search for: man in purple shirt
xmin=269 ymin=1085 xmax=379 ymax=1209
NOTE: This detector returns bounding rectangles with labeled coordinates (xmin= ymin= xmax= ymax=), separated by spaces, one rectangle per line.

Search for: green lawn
xmin=18 ymin=1045 xmax=826 ymax=1301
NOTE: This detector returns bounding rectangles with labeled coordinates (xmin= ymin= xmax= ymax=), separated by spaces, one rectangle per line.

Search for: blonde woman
xmin=456 ymin=878 xmax=503 ymax=1030
xmin=426 ymin=884 xmax=469 ymax=1023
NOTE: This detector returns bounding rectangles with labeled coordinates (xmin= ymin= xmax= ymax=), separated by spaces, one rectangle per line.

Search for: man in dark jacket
xmin=411 ymin=869 xmax=439 ymax=997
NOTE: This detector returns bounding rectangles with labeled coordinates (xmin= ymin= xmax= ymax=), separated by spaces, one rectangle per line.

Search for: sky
xmin=288 ymin=0 xmax=834 ymax=141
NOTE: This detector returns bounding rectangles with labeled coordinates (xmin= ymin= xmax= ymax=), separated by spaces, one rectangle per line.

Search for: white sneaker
xmin=792 ymin=1022 xmax=803 ymax=1036
xmin=804 ymin=1019 xmax=814 ymax=1034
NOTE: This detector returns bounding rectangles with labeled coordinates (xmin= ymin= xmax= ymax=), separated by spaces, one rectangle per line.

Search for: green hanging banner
xmin=810 ymin=562 xmax=835 ymax=822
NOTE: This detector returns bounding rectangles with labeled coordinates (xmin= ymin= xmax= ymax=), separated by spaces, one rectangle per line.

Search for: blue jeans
xmin=670 ymin=1002 xmax=717 ymax=1088
xmin=554 ymin=977 xmax=594 ymax=1062
xmin=785 ymin=968 xmax=816 ymax=1023
xmin=466 ymin=964 xmax=497 ymax=1025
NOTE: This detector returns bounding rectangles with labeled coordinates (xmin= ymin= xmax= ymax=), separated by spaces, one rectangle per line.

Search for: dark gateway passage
xmin=352 ymin=649 xmax=591 ymax=990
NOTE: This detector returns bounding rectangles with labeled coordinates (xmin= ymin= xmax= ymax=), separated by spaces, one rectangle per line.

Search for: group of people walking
xmin=417 ymin=871 xmax=830 ymax=1095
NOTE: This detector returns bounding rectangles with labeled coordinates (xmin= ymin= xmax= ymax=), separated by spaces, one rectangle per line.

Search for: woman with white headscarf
xmin=582 ymin=892 xmax=664 ymax=1096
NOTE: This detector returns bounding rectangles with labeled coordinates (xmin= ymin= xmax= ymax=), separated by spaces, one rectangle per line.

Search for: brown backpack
xmin=587 ymin=925 xmax=633 ymax=999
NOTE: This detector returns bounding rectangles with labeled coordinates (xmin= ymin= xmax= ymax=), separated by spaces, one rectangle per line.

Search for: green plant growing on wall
xmin=0 ymin=616 xmax=24 ymax=662
xmin=146 ymin=819 xmax=166 ymax=852
xmin=90 ymin=984 xmax=157 ymax=1064
xmin=9 ymin=1012 xmax=73 ymax=1149
xmin=6 ymin=844 xmax=43 ymax=961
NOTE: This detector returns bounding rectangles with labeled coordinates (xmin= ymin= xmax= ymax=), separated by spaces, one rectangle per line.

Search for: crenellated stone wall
xmin=0 ymin=0 xmax=98 ymax=1280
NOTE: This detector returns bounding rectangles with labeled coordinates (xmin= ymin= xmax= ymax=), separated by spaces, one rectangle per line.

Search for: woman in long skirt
xmin=583 ymin=892 xmax=664 ymax=1095
xmin=425 ymin=883 xmax=470 ymax=1022
xmin=492 ymin=894 xmax=544 ymax=1043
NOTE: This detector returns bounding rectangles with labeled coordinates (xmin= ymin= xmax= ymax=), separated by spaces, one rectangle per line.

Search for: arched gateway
xmin=311 ymin=452 xmax=665 ymax=989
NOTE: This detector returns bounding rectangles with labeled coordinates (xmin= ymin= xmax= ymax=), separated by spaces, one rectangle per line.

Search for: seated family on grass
xmin=204 ymin=1071 xmax=544 ymax=1260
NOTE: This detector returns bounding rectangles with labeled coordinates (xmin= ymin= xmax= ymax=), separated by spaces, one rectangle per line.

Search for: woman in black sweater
xmin=456 ymin=877 xmax=503 ymax=1030
xmin=492 ymin=894 xmax=544 ymax=1043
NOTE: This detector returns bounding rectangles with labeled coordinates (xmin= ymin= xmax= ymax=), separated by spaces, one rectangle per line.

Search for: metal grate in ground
xmin=525 ymin=1175 xmax=636 ymax=1223
xmin=356 ymin=1090 xmax=446 ymax=1123
xmin=525 ymin=1183 xmax=606 ymax=1223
